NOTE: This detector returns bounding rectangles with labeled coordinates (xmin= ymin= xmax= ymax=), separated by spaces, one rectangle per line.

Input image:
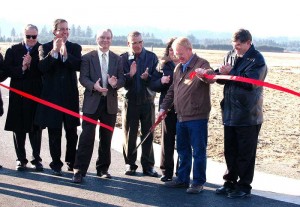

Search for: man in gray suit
xmin=72 ymin=29 xmax=125 ymax=183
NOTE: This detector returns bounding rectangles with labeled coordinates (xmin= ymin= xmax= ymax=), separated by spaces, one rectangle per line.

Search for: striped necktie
xmin=101 ymin=53 xmax=108 ymax=96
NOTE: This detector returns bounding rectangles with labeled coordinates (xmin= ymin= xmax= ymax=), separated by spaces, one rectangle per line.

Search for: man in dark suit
xmin=35 ymin=19 xmax=82 ymax=176
xmin=4 ymin=24 xmax=43 ymax=171
xmin=72 ymin=29 xmax=125 ymax=183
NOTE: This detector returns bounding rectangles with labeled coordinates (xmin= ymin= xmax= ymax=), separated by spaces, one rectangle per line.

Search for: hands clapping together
xmin=22 ymin=52 xmax=32 ymax=71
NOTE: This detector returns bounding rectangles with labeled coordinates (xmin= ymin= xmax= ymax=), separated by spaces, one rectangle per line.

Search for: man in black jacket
xmin=215 ymin=29 xmax=268 ymax=198
xmin=121 ymin=31 xmax=159 ymax=177
xmin=35 ymin=19 xmax=82 ymax=176
xmin=4 ymin=24 xmax=43 ymax=171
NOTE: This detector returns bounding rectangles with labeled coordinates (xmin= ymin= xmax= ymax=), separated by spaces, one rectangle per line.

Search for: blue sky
xmin=0 ymin=0 xmax=299 ymax=38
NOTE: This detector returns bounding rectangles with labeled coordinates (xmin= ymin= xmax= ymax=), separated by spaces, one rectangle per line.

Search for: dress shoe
xmin=186 ymin=184 xmax=204 ymax=194
xmin=164 ymin=178 xmax=189 ymax=188
xmin=72 ymin=173 xmax=83 ymax=183
xmin=160 ymin=175 xmax=172 ymax=182
xmin=31 ymin=162 xmax=44 ymax=172
xmin=0 ymin=165 xmax=2 ymax=168
xmin=216 ymin=186 xmax=233 ymax=195
xmin=97 ymin=171 xmax=112 ymax=179
xmin=227 ymin=190 xmax=250 ymax=199
xmin=143 ymin=167 xmax=158 ymax=177
xmin=52 ymin=169 xmax=63 ymax=176
xmin=16 ymin=161 xmax=27 ymax=171
xmin=124 ymin=165 xmax=136 ymax=176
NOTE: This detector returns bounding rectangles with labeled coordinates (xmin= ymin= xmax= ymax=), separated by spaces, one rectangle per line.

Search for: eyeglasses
xmin=56 ymin=28 xmax=70 ymax=32
xmin=26 ymin=35 xmax=37 ymax=39
xmin=131 ymin=40 xmax=143 ymax=45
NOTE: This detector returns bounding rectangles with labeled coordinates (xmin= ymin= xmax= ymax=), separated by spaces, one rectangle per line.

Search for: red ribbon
xmin=190 ymin=72 xmax=300 ymax=97
xmin=0 ymin=83 xmax=114 ymax=131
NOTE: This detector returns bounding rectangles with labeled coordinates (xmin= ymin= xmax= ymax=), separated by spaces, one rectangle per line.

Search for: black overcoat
xmin=34 ymin=41 xmax=82 ymax=128
xmin=4 ymin=42 xmax=42 ymax=132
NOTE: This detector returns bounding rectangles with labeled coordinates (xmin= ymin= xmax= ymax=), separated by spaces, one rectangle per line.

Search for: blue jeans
xmin=176 ymin=119 xmax=208 ymax=185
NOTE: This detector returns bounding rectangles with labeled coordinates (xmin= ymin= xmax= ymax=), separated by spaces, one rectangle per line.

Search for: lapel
xmin=108 ymin=51 xmax=115 ymax=75
xmin=91 ymin=50 xmax=102 ymax=79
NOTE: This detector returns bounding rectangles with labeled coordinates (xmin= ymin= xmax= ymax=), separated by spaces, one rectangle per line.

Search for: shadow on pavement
xmin=0 ymin=167 xmax=298 ymax=207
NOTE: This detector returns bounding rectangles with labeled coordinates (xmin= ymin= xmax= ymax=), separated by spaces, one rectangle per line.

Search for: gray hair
xmin=24 ymin=24 xmax=38 ymax=32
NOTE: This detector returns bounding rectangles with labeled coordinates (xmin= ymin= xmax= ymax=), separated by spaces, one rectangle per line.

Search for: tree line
xmin=0 ymin=25 xmax=293 ymax=52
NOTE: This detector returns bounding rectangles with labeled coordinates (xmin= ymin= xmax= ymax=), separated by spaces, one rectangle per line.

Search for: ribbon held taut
xmin=0 ymin=83 xmax=114 ymax=131
xmin=189 ymin=72 xmax=300 ymax=97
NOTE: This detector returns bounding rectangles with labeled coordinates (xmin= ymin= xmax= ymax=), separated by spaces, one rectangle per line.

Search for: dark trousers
xmin=74 ymin=97 xmax=116 ymax=175
xmin=48 ymin=124 xmax=78 ymax=171
xmin=160 ymin=107 xmax=177 ymax=177
xmin=13 ymin=125 xmax=42 ymax=165
xmin=122 ymin=101 xmax=155 ymax=170
xmin=223 ymin=124 xmax=261 ymax=193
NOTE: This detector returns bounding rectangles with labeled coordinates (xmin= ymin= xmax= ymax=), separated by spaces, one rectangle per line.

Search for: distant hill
xmin=1 ymin=19 xmax=300 ymax=52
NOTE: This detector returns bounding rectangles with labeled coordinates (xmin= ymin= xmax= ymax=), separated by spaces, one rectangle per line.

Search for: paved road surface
xmin=0 ymin=79 xmax=299 ymax=207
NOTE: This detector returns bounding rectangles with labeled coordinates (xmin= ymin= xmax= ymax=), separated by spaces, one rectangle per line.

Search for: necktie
xmin=101 ymin=53 xmax=108 ymax=96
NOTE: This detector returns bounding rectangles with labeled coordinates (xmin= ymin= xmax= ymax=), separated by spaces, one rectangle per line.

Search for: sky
xmin=0 ymin=0 xmax=299 ymax=38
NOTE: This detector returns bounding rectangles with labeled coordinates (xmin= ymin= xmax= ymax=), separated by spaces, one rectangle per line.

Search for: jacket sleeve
xmin=79 ymin=54 xmax=94 ymax=92
xmin=64 ymin=44 xmax=82 ymax=72
xmin=160 ymin=81 xmax=174 ymax=111
xmin=38 ymin=43 xmax=57 ymax=73
xmin=115 ymin=56 xmax=125 ymax=90
xmin=147 ymin=54 xmax=160 ymax=90
xmin=121 ymin=53 xmax=134 ymax=90
xmin=149 ymin=69 xmax=163 ymax=92
xmin=0 ymin=53 xmax=7 ymax=82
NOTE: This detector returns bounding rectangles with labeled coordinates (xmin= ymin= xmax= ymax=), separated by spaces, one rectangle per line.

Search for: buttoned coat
xmin=34 ymin=41 xmax=82 ymax=128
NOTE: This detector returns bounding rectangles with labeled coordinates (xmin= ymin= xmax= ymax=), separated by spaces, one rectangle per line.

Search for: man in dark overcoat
xmin=35 ymin=19 xmax=82 ymax=176
xmin=4 ymin=24 xmax=43 ymax=171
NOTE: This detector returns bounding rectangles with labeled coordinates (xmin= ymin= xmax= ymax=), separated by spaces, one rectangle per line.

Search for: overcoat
xmin=34 ymin=41 xmax=82 ymax=128
xmin=4 ymin=42 xmax=42 ymax=132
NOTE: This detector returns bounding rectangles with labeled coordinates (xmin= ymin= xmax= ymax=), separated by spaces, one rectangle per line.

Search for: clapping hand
xmin=22 ymin=52 xmax=32 ymax=71
xmin=161 ymin=75 xmax=170 ymax=84
xmin=140 ymin=68 xmax=149 ymax=80
xmin=93 ymin=78 xmax=108 ymax=93
xmin=108 ymin=74 xmax=118 ymax=88
xmin=129 ymin=61 xmax=137 ymax=77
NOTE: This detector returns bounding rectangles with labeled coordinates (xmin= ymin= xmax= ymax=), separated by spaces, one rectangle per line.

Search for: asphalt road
xmin=0 ymin=79 xmax=299 ymax=207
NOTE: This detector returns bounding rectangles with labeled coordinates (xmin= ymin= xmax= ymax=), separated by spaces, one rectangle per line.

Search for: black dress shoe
xmin=97 ymin=171 xmax=112 ymax=179
xmin=124 ymin=165 xmax=136 ymax=176
xmin=227 ymin=190 xmax=250 ymax=199
xmin=72 ymin=173 xmax=83 ymax=183
xmin=216 ymin=186 xmax=233 ymax=195
xmin=16 ymin=162 xmax=27 ymax=171
xmin=52 ymin=169 xmax=63 ymax=176
xmin=160 ymin=175 xmax=172 ymax=182
xmin=143 ymin=167 xmax=158 ymax=177
xmin=0 ymin=165 xmax=2 ymax=168
xmin=31 ymin=162 xmax=44 ymax=172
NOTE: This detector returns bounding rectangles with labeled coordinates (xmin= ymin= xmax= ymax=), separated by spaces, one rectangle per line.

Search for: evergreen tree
xmin=11 ymin=28 xmax=16 ymax=37
xmin=86 ymin=26 xmax=93 ymax=38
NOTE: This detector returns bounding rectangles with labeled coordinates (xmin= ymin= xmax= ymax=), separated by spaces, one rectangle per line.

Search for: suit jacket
xmin=4 ymin=41 xmax=42 ymax=132
xmin=35 ymin=40 xmax=82 ymax=128
xmin=79 ymin=50 xmax=125 ymax=114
